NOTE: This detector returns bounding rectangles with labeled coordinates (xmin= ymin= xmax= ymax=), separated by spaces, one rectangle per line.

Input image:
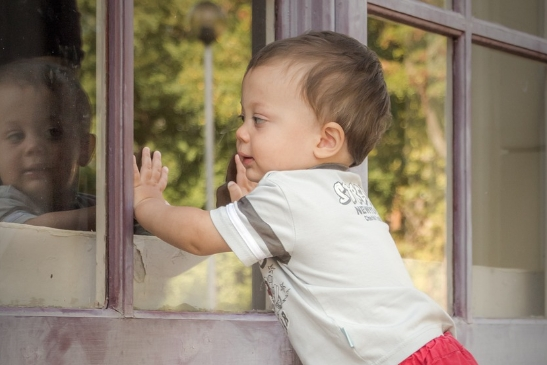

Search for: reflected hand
xmin=227 ymin=154 xmax=257 ymax=202
xmin=133 ymin=147 xmax=169 ymax=209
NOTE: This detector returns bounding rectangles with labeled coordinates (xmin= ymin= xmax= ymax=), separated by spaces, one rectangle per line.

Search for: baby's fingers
xmin=151 ymin=151 xmax=164 ymax=182
xmin=133 ymin=155 xmax=141 ymax=187
xmin=139 ymin=147 xmax=153 ymax=182
xmin=148 ymin=150 xmax=169 ymax=192
xmin=234 ymin=155 xmax=257 ymax=194
xmin=234 ymin=154 xmax=247 ymax=185
xmin=157 ymin=166 xmax=169 ymax=192
xmin=227 ymin=181 xmax=243 ymax=202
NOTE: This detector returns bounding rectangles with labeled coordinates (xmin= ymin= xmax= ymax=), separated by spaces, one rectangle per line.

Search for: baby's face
xmin=236 ymin=63 xmax=322 ymax=182
xmin=0 ymin=83 xmax=85 ymax=208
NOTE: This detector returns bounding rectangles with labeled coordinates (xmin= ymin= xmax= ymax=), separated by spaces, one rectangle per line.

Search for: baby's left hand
xmin=133 ymin=147 xmax=169 ymax=209
xmin=227 ymin=154 xmax=257 ymax=202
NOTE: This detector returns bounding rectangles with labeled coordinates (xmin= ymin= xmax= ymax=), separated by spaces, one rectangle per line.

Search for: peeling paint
xmin=133 ymin=246 xmax=146 ymax=283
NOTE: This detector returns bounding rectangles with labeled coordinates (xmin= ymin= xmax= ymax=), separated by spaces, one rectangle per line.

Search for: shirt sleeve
xmin=0 ymin=186 xmax=41 ymax=223
xmin=210 ymin=176 xmax=295 ymax=267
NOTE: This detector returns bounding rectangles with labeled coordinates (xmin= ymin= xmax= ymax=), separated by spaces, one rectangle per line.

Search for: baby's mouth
xmin=239 ymin=154 xmax=254 ymax=167
xmin=23 ymin=165 xmax=51 ymax=178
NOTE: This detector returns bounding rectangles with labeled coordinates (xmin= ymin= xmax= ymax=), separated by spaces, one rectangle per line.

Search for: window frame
xmin=1 ymin=0 xmax=546 ymax=363
xmin=0 ymin=1 xmax=299 ymax=362
xmin=365 ymin=0 xmax=547 ymax=362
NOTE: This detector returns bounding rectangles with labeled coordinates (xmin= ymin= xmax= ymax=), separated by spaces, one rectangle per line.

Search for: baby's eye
xmin=47 ymin=127 xmax=64 ymax=140
xmin=238 ymin=114 xmax=245 ymax=123
xmin=253 ymin=116 xmax=266 ymax=125
xmin=6 ymin=131 xmax=24 ymax=143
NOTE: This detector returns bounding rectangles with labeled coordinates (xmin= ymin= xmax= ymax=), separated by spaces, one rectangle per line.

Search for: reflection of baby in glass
xmin=0 ymin=60 xmax=96 ymax=230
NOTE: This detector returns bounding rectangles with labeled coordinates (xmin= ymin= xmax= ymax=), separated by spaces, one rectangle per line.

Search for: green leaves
xmin=131 ymin=0 xmax=251 ymax=208
xmin=368 ymin=18 xmax=447 ymax=262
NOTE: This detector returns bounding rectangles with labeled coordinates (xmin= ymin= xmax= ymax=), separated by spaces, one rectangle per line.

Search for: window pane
xmin=411 ymin=0 xmax=451 ymax=10
xmin=472 ymin=0 xmax=546 ymax=38
xmin=368 ymin=18 xmax=450 ymax=310
xmin=471 ymin=45 xmax=546 ymax=318
xmin=0 ymin=0 xmax=104 ymax=308
xmin=133 ymin=0 xmax=252 ymax=312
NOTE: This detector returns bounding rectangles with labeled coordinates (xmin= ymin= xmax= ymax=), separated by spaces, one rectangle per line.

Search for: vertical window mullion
xmin=107 ymin=0 xmax=134 ymax=316
xmin=452 ymin=29 xmax=473 ymax=321
xmin=451 ymin=0 xmax=473 ymax=323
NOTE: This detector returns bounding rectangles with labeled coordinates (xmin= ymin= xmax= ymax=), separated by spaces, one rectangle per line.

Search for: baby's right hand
xmin=133 ymin=147 xmax=169 ymax=209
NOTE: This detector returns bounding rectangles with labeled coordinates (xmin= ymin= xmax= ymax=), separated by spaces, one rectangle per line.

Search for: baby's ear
xmin=313 ymin=122 xmax=346 ymax=160
xmin=78 ymin=133 xmax=97 ymax=166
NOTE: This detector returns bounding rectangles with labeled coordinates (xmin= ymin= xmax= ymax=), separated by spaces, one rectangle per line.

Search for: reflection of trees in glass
xmin=130 ymin=0 xmax=252 ymax=312
xmin=368 ymin=18 xmax=447 ymax=262
xmin=77 ymin=0 xmax=253 ymax=311
xmin=131 ymin=0 xmax=250 ymax=208
xmin=73 ymin=0 xmax=98 ymax=194
xmin=415 ymin=0 xmax=447 ymax=8
xmin=78 ymin=0 xmax=250 ymax=208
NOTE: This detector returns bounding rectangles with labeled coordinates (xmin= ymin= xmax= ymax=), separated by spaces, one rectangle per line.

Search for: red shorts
xmin=399 ymin=332 xmax=478 ymax=365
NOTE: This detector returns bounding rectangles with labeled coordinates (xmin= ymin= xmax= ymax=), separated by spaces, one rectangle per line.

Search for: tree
xmin=367 ymin=17 xmax=448 ymax=262
xmin=132 ymin=0 xmax=251 ymax=208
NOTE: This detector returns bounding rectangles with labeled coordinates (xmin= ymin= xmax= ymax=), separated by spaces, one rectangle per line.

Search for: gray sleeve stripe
xmin=226 ymin=203 xmax=267 ymax=261
xmin=238 ymin=197 xmax=291 ymax=264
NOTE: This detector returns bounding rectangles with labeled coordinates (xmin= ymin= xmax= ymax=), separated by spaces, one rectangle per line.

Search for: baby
xmin=0 ymin=60 xmax=96 ymax=230
xmin=134 ymin=31 xmax=478 ymax=364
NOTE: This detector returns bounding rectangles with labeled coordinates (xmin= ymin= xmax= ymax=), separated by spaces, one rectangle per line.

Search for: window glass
xmin=133 ymin=0 xmax=253 ymax=312
xmin=471 ymin=45 xmax=546 ymax=318
xmin=368 ymin=17 xmax=450 ymax=310
xmin=0 ymin=0 xmax=103 ymax=308
xmin=472 ymin=0 xmax=546 ymax=38
xmin=411 ymin=0 xmax=451 ymax=9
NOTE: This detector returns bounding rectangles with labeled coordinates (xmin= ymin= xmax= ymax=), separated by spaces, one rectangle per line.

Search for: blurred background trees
xmin=76 ymin=0 xmax=448 ymax=310
xmin=368 ymin=17 xmax=447 ymax=263
xmin=368 ymin=17 xmax=448 ymax=307
xmin=131 ymin=0 xmax=251 ymax=208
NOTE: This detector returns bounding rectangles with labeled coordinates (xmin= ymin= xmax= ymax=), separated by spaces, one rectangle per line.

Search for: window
xmin=132 ymin=0 xmax=253 ymax=312
xmin=1 ymin=1 xmax=296 ymax=363
xmin=0 ymin=0 xmax=104 ymax=309
xmin=473 ymin=0 xmax=546 ymax=38
xmin=413 ymin=0 xmax=451 ymax=10
xmin=471 ymin=45 xmax=546 ymax=318
xmin=368 ymin=0 xmax=547 ymax=361
xmin=2 ymin=1 xmax=547 ymax=363
xmin=368 ymin=17 xmax=450 ymax=310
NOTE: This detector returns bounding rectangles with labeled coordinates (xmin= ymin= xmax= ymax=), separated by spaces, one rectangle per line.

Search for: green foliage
xmin=131 ymin=0 xmax=253 ymax=311
xmin=77 ymin=0 xmax=251 ymax=215
xmin=77 ymin=0 xmax=98 ymax=194
xmin=76 ymin=0 xmax=252 ymax=312
xmin=368 ymin=18 xmax=448 ymax=262
xmin=133 ymin=0 xmax=251 ymax=208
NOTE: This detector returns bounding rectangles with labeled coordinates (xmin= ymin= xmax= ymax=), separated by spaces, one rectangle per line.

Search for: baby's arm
xmin=24 ymin=206 xmax=96 ymax=231
xmin=133 ymin=147 xmax=231 ymax=256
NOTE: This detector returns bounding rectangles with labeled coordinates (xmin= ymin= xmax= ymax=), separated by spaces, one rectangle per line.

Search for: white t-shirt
xmin=210 ymin=165 xmax=454 ymax=365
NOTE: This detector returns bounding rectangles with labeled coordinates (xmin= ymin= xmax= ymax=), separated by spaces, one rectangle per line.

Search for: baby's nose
xmin=235 ymin=124 xmax=249 ymax=142
xmin=24 ymin=134 xmax=48 ymax=154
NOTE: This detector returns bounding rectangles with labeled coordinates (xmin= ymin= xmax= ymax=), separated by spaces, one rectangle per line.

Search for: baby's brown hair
xmin=246 ymin=31 xmax=391 ymax=165
xmin=0 ymin=59 xmax=91 ymax=138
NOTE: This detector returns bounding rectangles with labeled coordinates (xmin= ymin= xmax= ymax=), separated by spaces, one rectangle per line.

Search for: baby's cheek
xmin=0 ymin=159 xmax=18 ymax=181
xmin=52 ymin=151 xmax=80 ymax=175
xmin=52 ymin=143 xmax=78 ymax=160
